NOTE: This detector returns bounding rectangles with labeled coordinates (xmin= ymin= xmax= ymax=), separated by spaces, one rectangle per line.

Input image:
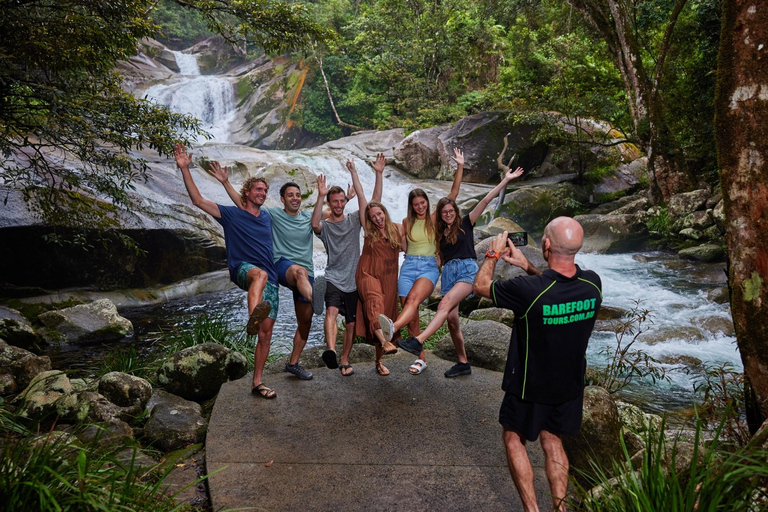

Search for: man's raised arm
xmin=346 ymin=159 xmax=367 ymax=226
xmin=211 ymin=161 xmax=244 ymax=209
xmin=174 ymin=144 xmax=221 ymax=219
xmin=312 ymin=173 xmax=329 ymax=234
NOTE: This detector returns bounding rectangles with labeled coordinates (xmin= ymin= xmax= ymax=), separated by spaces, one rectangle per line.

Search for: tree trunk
xmin=566 ymin=0 xmax=693 ymax=201
xmin=715 ymin=0 xmax=768 ymax=427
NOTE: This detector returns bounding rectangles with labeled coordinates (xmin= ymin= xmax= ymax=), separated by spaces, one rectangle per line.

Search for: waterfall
xmin=143 ymin=51 xmax=235 ymax=143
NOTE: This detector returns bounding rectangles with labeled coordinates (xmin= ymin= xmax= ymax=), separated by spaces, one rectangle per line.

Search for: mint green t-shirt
xmin=262 ymin=207 xmax=314 ymax=277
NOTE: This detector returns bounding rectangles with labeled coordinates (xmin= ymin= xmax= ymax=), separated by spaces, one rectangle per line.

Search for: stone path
xmin=206 ymin=352 xmax=551 ymax=511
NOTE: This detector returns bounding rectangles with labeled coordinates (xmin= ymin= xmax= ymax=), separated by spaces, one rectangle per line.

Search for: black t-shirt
xmin=440 ymin=215 xmax=476 ymax=262
xmin=492 ymin=266 xmax=602 ymax=404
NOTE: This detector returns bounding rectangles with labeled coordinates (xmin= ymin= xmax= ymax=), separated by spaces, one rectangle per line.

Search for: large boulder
xmin=0 ymin=339 xmax=51 ymax=389
xmin=144 ymin=390 xmax=207 ymax=452
xmin=435 ymin=112 xmax=549 ymax=184
xmin=576 ymin=213 xmax=649 ymax=253
xmin=0 ymin=306 xmax=41 ymax=349
xmin=15 ymin=370 xmax=73 ymax=421
xmin=497 ymin=183 xmax=587 ymax=237
xmin=37 ymin=299 xmax=133 ymax=343
xmin=474 ymin=237 xmax=547 ymax=283
xmin=677 ymin=244 xmax=725 ymax=263
xmin=433 ymin=320 xmax=511 ymax=371
xmin=157 ymin=343 xmax=249 ymax=401
xmin=467 ymin=308 xmax=515 ymax=328
xmin=98 ymin=372 xmax=153 ymax=408
xmin=563 ymin=386 xmax=624 ymax=480
xmin=667 ymin=188 xmax=710 ymax=218
xmin=592 ymin=157 xmax=648 ymax=196
xmin=393 ymin=125 xmax=450 ymax=178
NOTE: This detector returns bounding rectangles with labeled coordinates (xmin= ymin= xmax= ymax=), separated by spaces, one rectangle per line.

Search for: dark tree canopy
xmin=0 ymin=0 xmax=328 ymax=231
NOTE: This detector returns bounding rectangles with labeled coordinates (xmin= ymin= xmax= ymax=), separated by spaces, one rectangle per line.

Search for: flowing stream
xmin=47 ymin=48 xmax=738 ymax=420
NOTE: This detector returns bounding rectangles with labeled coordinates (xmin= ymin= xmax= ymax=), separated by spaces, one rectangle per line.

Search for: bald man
xmin=474 ymin=217 xmax=602 ymax=512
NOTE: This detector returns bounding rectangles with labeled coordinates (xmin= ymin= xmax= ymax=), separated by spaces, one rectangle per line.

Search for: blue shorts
xmin=235 ymin=263 xmax=279 ymax=320
xmin=275 ymin=257 xmax=314 ymax=303
xmin=398 ymin=255 xmax=439 ymax=297
xmin=441 ymin=258 xmax=478 ymax=294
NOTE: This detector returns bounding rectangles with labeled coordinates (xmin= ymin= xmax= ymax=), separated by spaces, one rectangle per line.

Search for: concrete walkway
xmin=206 ymin=352 xmax=552 ymax=511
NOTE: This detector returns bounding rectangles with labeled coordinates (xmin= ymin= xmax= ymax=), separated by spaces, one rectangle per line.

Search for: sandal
xmin=339 ymin=364 xmax=354 ymax=376
xmin=322 ymin=349 xmax=339 ymax=369
xmin=251 ymin=383 xmax=276 ymax=399
xmin=246 ymin=301 xmax=271 ymax=336
xmin=409 ymin=359 xmax=427 ymax=375
xmin=376 ymin=361 xmax=390 ymax=376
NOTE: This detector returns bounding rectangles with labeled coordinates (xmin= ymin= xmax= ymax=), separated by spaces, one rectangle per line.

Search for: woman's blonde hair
xmin=364 ymin=202 xmax=401 ymax=250
xmin=404 ymin=188 xmax=435 ymax=243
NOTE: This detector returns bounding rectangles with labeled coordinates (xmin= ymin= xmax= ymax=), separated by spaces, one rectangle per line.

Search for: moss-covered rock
xmin=37 ymin=299 xmax=133 ymax=343
xmin=157 ymin=343 xmax=248 ymax=401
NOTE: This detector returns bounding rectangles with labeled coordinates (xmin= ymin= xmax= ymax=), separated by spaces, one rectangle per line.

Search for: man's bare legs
xmin=288 ymin=300 xmax=313 ymax=366
xmin=285 ymin=264 xmax=313 ymax=302
xmin=252 ymin=317 xmax=275 ymax=389
xmin=503 ymin=428 xmax=539 ymax=512
xmin=324 ymin=305 xmax=355 ymax=375
xmin=539 ymin=430 xmax=569 ymax=512
xmin=246 ymin=267 xmax=268 ymax=314
xmin=339 ymin=321 xmax=355 ymax=373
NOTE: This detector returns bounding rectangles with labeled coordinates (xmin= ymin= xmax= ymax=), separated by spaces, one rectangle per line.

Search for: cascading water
xmin=143 ymin=51 xmax=236 ymax=143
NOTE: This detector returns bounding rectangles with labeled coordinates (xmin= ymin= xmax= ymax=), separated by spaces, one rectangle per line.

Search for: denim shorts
xmin=441 ymin=258 xmax=478 ymax=294
xmin=398 ymin=255 xmax=439 ymax=297
xmin=235 ymin=263 xmax=279 ymax=320
xmin=275 ymin=257 xmax=313 ymax=303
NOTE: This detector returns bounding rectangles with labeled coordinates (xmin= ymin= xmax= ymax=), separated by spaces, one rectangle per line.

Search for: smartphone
xmin=507 ymin=231 xmax=528 ymax=247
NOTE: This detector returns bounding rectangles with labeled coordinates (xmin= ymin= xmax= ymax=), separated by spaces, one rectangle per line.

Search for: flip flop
xmin=246 ymin=301 xmax=271 ymax=336
xmin=251 ymin=383 xmax=276 ymax=399
xmin=339 ymin=364 xmax=354 ymax=376
xmin=376 ymin=361 xmax=390 ymax=376
xmin=322 ymin=349 xmax=339 ymax=369
xmin=409 ymin=359 xmax=427 ymax=375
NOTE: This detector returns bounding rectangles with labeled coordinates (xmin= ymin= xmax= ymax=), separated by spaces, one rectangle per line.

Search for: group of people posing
xmin=175 ymin=144 xmax=603 ymax=511
xmin=174 ymin=144 xmax=521 ymax=397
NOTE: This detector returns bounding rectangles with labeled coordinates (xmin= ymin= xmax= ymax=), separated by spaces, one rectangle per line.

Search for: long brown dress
xmin=355 ymin=235 xmax=401 ymax=344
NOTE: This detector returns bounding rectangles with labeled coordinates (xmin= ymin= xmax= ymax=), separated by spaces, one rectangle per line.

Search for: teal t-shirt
xmin=262 ymin=207 xmax=314 ymax=277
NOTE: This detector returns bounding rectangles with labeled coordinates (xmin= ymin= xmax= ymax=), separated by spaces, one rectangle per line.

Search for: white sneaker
xmin=378 ymin=314 xmax=395 ymax=342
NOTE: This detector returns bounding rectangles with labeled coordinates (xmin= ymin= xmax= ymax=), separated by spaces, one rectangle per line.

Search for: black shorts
xmin=325 ymin=281 xmax=358 ymax=324
xmin=498 ymin=391 xmax=584 ymax=442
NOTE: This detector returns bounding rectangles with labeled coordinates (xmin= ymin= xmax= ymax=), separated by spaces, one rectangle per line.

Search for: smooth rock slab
xmin=38 ymin=299 xmax=133 ymax=343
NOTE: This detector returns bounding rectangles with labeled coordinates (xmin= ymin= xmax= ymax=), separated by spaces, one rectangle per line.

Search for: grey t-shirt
xmin=316 ymin=212 xmax=362 ymax=292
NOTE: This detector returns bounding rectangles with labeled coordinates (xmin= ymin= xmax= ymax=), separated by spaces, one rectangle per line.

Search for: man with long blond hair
xmin=174 ymin=145 xmax=278 ymax=399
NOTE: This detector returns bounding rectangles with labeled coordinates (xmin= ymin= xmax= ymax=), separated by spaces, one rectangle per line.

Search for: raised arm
xmin=446 ymin=148 xmax=465 ymax=201
xmin=174 ymin=144 xmax=221 ymax=218
xmin=468 ymin=166 xmax=524 ymax=225
xmin=346 ymin=159 xmax=367 ymax=225
xmin=211 ymin=161 xmax=244 ymax=209
xmin=312 ymin=173 xmax=329 ymax=234
xmin=371 ymin=152 xmax=385 ymax=203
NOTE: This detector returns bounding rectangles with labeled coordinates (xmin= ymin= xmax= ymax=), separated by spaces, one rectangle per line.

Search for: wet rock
xmin=597 ymin=305 xmax=627 ymax=320
xmin=658 ymin=354 xmax=702 ymax=367
xmin=696 ymin=316 xmax=736 ymax=337
xmin=638 ymin=326 xmax=706 ymax=345
xmin=98 ymin=372 xmax=153 ymax=408
xmin=0 ymin=373 xmax=17 ymax=396
xmin=393 ymin=125 xmax=449 ymax=179
xmin=144 ymin=390 xmax=207 ymax=452
xmin=608 ymin=196 xmax=651 ymax=215
xmin=37 ymin=299 xmax=133 ymax=343
xmin=616 ymin=401 xmax=662 ymax=434
xmin=15 ymin=370 xmax=72 ymax=421
xmin=467 ymin=308 xmax=516 ymax=328
xmin=589 ymin=194 xmax=646 ymax=215
xmin=679 ymin=228 xmax=704 ymax=240
xmin=433 ymin=320 xmax=511 ymax=371
xmin=706 ymin=286 xmax=730 ymax=304
xmin=485 ymin=217 xmax=529 ymax=240
xmin=563 ymin=386 xmax=624 ymax=481
xmin=0 ymin=306 xmax=41 ymax=350
xmin=0 ymin=339 xmax=52 ymax=389
xmin=576 ymin=213 xmax=649 ymax=253
xmin=78 ymin=419 xmax=134 ymax=449
xmin=157 ymin=343 xmax=248 ymax=401
xmin=668 ymin=188 xmax=710 ymax=218
xmin=593 ymin=158 xmax=648 ymax=197
xmin=677 ymin=244 xmax=725 ymax=263
xmin=434 ymin=111 xmax=549 ymax=184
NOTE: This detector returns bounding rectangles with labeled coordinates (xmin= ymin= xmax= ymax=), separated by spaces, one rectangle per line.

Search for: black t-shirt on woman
xmin=440 ymin=215 xmax=476 ymax=262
